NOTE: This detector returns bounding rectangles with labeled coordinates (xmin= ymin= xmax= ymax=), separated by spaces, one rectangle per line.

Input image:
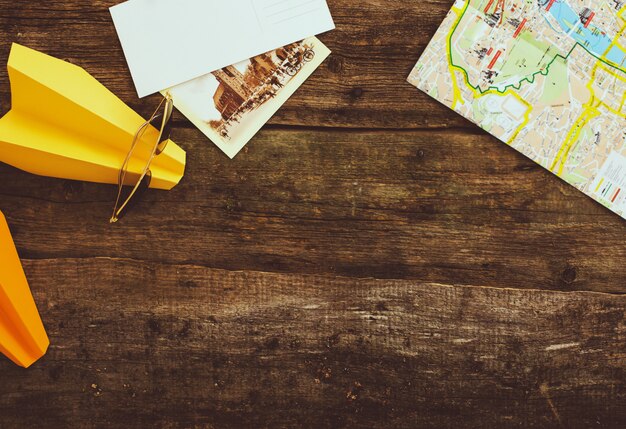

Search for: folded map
xmin=409 ymin=0 xmax=626 ymax=220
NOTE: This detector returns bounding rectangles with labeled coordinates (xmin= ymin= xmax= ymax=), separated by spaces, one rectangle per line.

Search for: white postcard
xmin=163 ymin=37 xmax=330 ymax=159
xmin=110 ymin=0 xmax=335 ymax=98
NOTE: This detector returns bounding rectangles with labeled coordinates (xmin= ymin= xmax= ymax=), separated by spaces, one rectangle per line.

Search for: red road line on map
xmin=488 ymin=50 xmax=502 ymax=69
xmin=484 ymin=0 xmax=495 ymax=14
xmin=513 ymin=18 xmax=527 ymax=38
xmin=584 ymin=12 xmax=595 ymax=28
xmin=546 ymin=0 xmax=556 ymax=11
xmin=612 ymin=188 xmax=621 ymax=203
xmin=487 ymin=47 xmax=493 ymax=55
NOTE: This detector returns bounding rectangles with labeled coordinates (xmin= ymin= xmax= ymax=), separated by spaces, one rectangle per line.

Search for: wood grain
xmin=2 ymin=128 xmax=626 ymax=293
xmin=0 ymin=259 xmax=625 ymax=429
xmin=0 ymin=0 xmax=625 ymax=427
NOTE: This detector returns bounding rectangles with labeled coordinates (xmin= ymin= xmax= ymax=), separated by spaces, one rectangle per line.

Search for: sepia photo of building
xmin=166 ymin=37 xmax=330 ymax=159
xmin=209 ymin=41 xmax=315 ymax=137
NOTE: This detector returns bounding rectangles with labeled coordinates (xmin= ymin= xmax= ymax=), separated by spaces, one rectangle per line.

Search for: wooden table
xmin=1 ymin=1 xmax=625 ymax=427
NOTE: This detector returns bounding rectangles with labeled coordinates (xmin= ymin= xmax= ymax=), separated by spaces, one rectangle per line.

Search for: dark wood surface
xmin=0 ymin=1 xmax=625 ymax=428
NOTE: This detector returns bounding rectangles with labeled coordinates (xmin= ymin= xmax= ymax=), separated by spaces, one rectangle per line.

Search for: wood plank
xmin=0 ymin=258 xmax=624 ymax=428
xmin=0 ymin=0 xmax=468 ymax=129
xmin=1 ymin=128 xmax=625 ymax=293
xmin=0 ymin=0 xmax=625 ymax=427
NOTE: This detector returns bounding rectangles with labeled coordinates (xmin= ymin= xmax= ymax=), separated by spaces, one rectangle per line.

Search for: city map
xmin=408 ymin=0 xmax=626 ymax=219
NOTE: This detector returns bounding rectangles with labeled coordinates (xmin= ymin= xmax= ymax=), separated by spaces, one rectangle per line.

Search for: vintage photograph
xmin=165 ymin=37 xmax=330 ymax=158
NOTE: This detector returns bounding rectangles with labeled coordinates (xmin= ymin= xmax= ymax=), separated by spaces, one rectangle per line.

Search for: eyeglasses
xmin=110 ymin=96 xmax=174 ymax=223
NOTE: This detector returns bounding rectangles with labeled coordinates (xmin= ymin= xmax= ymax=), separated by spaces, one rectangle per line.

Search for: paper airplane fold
xmin=0 ymin=43 xmax=186 ymax=190
xmin=0 ymin=211 xmax=49 ymax=368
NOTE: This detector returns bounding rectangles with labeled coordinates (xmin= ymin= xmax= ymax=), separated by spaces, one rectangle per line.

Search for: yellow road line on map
xmin=550 ymin=104 xmax=600 ymax=176
xmin=550 ymin=22 xmax=626 ymax=176
xmin=595 ymin=177 xmax=605 ymax=193
xmin=550 ymin=63 xmax=601 ymax=176
xmin=594 ymin=63 xmax=626 ymax=118
xmin=449 ymin=62 xmax=465 ymax=109
xmin=448 ymin=1 xmax=467 ymax=109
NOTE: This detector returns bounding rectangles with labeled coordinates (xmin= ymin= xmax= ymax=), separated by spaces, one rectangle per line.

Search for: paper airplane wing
xmin=0 ymin=211 xmax=49 ymax=368
xmin=0 ymin=43 xmax=186 ymax=190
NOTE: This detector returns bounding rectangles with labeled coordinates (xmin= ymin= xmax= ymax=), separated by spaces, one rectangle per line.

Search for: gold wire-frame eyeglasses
xmin=110 ymin=95 xmax=174 ymax=223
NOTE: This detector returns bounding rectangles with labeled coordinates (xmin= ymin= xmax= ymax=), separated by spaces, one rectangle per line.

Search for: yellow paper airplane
xmin=0 ymin=43 xmax=185 ymax=190
xmin=0 ymin=211 xmax=49 ymax=368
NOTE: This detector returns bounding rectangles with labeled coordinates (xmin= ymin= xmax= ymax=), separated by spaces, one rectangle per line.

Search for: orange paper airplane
xmin=0 ymin=211 xmax=49 ymax=368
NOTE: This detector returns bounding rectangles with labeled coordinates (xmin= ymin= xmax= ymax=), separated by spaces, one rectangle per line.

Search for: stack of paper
xmin=164 ymin=38 xmax=330 ymax=158
xmin=111 ymin=0 xmax=335 ymax=157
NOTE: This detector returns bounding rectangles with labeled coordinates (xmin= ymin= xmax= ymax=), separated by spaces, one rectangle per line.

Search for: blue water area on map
xmin=548 ymin=1 xmax=626 ymax=66
xmin=606 ymin=45 xmax=626 ymax=66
